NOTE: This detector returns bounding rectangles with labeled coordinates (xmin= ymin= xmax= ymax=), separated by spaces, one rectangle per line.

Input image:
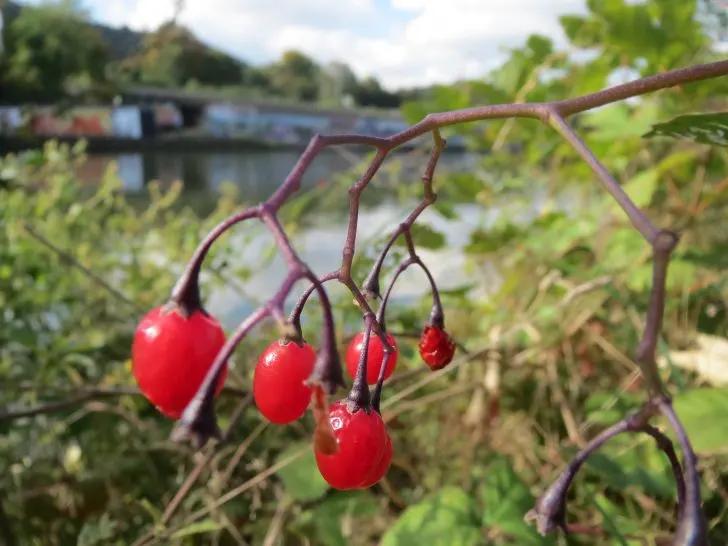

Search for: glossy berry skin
xmin=314 ymin=400 xmax=387 ymax=490
xmin=361 ymin=431 xmax=393 ymax=488
xmin=253 ymin=339 xmax=316 ymax=424
xmin=132 ymin=305 xmax=228 ymax=420
xmin=345 ymin=332 xmax=398 ymax=385
xmin=419 ymin=325 xmax=456 ymax=370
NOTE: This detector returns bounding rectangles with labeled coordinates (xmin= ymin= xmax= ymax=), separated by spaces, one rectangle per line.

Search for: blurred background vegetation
xmin=0 ymin=0 xmax=408 ymax=108
xmin=2 ymin=0 xmax=728 ymax=545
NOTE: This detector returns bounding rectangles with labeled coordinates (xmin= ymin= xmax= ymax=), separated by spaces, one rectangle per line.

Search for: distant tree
xmin=118 ymin=22 xmax=245 ymax=88
xmin=267 ymin=50 xmax=321 ymax=101
xmin=0 ymin=2 xmax=110 ymax=103
xmin=244 ymin=66 xmax=271 ymax=89
xmin=318 ymin=61 xmax=359 ymax=105
xmin=351 ymin=76 xmax=402 ymax=109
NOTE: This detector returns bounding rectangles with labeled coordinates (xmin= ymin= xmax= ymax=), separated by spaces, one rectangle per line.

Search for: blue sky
xmin=16 ymin=0 xmax=589 ymax=88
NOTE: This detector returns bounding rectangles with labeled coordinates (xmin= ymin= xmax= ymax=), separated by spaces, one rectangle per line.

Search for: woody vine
xmin=129 ymin=60 xmax=728 ymax=546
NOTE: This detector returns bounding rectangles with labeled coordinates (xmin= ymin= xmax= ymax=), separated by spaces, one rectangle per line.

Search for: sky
xmin=18 ymin=0 xmax=591 ymax=89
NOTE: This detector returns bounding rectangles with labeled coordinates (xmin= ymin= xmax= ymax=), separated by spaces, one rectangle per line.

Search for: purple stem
xmin=288 ymin=271 xmax=340 ymax=338
xmin=371 ymin=351 xmax=392 ymax=414
xmin=657 ymin=399 xmax=708 ymax=546
xmin=412 ymin=257 xmax=445 ymax=330
xmin=170 ymin=207 xmax=260 ymax=310
xmin=376 ymin=257 xmax=416 ymax=331
xmin=141 ymin=61 xmax=728 ymax=546
xmin=166 ymin=64 xmax=728 ymax=488
xmin=525 ymin=403 xmax=687 ymax=538
xmin=302 ymin=269 xmax=345 ymax=394
xmin=347 ymin=314 xmax=374 ymax=412
xmin=362 ymin=135 xmax=444 ymax=298
xmin=171 ymin=303 xmax=270 ymax=445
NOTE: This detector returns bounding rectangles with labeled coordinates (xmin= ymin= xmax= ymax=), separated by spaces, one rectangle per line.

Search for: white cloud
xmin=84 ymin=0 xmax=588 ymax=88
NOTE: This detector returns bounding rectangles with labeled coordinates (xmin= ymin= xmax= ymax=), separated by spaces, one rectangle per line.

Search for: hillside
xmin=3 ymin=1 xmax=144 ymax=60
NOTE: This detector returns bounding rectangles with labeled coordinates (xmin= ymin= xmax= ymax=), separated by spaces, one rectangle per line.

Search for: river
xmin=79 ymin=148 xmax=553 ymax=329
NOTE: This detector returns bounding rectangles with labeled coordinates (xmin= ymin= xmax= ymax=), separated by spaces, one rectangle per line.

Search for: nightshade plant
xmin=130 ymin=60 xmax=728 ymax=545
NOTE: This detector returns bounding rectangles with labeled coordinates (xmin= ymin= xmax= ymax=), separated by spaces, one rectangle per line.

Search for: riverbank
xmin=0 ymin=133 xmax=466 ymax=155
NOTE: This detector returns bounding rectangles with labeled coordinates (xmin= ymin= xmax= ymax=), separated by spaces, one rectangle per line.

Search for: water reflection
xmin=81 ymin=148 xmax=480 ymax=204
xmin=77 ymin=148 xmax=557 ymax=329
xmin=206 ymin=201 xmax=501 ymax=328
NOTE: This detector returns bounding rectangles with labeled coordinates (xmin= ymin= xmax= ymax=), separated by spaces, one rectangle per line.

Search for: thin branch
xmin=524 ymin=403 xmax=687 ymax=537
xmin=23 ymin=224 xmax=143 ymax=313
xmin=125 ymin=59 xmax=728 ymax=545
xmin=173 ymin=61 xmax=728 ymax=439
xmin=657 ymin=398 xmax=708 ymax=545
xmin=0 ymin=385 xmax=248 ymax=422
xmin=546 ymin=113 xmax=659 ymax=242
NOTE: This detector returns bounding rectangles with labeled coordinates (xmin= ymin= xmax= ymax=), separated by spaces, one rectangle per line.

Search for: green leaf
xmin=432 ymin=201 xmax=459 ymax=221
xmin=643 ymin=112 xmax=728 ymax=147
xmin=465 ymin=224 xmax=522 ymax=254
xmin=624 ymin=259 xmax=697 ymax=293
xmin=585 ymin=391 xmax=643 ymax=425
xmin=314 ymin=491 xmax=380 ymax=546
xmin=671 ymin=387 xmax=728 ymax=454
xmin=618 ymin=169 xmax=657 ymax=209
xmin=678 ymin=248 xmax=728 ymax=271
xmin=170 ymin=519 xmax=225 ymax=539
xmin=592 ymin=494 xmax=631 ymax=546
xmin=381 ymin=486 xmax=480 ymax=546
xmin=275 ymin=443 xmax=330 ymax=501
xmin=408 ymin=222 xmax=446 ymax=250
xmin=490 ymin=52 xmax=529 ymax=97
xmin=560 ymin=15 xmax=603 ymax=47
xmin=77 ymin=513 xmax=118 ymax=546
xmin=526 ymin=34 xmax=553 ymax=63
xmin=601 ymin=228 xmax=646 ymax=269
xmin=481 ymin=458 xmax=554 ymax=544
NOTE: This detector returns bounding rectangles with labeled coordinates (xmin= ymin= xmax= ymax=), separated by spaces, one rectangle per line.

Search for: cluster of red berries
xmin=131 ymin=302 xmax=456 ymax=490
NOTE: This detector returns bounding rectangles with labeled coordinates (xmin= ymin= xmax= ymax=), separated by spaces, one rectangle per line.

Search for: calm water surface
xmin=82 ymin=148 xmax=556 ymax=327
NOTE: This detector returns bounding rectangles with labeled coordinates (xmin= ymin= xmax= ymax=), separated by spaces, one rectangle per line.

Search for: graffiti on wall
xmin=29 ymin=107 xmax=113 ymax=136
xmin=204 ymin=103 xmax=335 ymax=144
xmin=1 ymin=101 xmax=466 ymax=148
xmin=202 ymin=103 xmax=442 ymax=145
xmin=0 ymin=105 xmax=153 ymax=139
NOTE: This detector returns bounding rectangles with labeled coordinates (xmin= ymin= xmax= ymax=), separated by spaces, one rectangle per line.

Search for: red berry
xmin=418 ymin=325 xmax=456 ymax=370
xmin=132 ymin=305 xmax=228 ymax=419
xmin=253 ymin=339 xmax=316 ymax=424
xmin=314 ymin=400 xmax=387 ymax=490
xmin=345 ymin=332 xmax=398 ymax=385
xmin=361 ymin=431 xmax=393 ymax=488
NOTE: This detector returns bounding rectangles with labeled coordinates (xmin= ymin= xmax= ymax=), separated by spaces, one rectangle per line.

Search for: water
xmin=78 ymin=148 xmax=552 ymax=328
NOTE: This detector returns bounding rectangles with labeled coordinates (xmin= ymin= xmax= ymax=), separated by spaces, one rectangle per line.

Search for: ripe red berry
xmin=345 ymin=331 xmax=398 ymax=385
xmin=314 ymin=400 xmax=387 ymax=490
xmin=132 ymin=305 xmax=228 ymax=419
xmin=253 ymin=339 xmax=316 ymax=424
xmin=418 ymin=325 xmax=456 ymax=370
xmin=361 ymin=430 xmax=393 ymax=488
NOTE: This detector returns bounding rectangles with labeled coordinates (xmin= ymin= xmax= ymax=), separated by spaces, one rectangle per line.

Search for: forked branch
xmin=158 ymin=59 xmax=728 ymax=545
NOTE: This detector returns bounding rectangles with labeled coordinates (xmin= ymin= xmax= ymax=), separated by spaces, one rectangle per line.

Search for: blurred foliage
xmin=116 ymin=22 xmax=247 ymax=90
xmin=2 ymin=0 xmax=728 ymax=545
xmin=0 ymin=0 xmax=113 ymax=103
xmin=0 ymin=1 xmax=411 ymax=109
